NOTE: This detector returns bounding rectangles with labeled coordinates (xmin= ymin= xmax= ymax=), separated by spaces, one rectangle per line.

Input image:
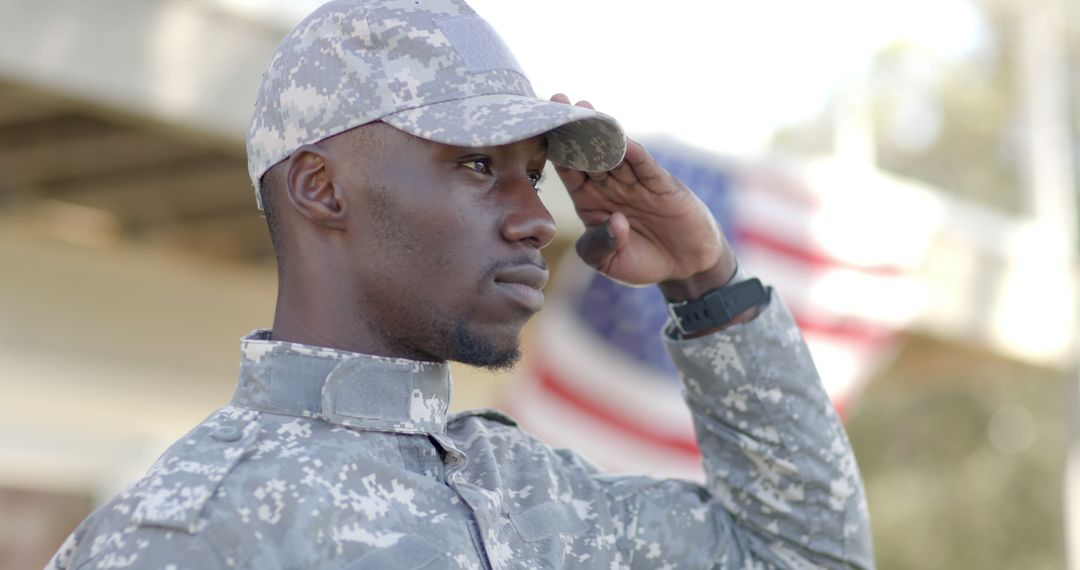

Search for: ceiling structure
xmin=0 ymin=0 xmax=296 ymax=262
xmin=0 ymin=81 xmax=269 ymax=261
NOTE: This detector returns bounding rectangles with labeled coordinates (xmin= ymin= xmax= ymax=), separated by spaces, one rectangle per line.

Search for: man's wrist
xmin=660 ymin=251 xmax=763 ymax=337
xmin=657 ymin=250 xmax=738 ymax=303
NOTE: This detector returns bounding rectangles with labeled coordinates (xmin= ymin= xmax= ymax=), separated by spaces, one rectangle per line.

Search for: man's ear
xmin=284 ymin=144 xmax=347 ymax=230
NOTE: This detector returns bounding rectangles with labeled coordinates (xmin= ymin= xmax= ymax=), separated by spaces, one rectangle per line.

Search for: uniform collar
xmin=231 ymin=329 xmax=452 ymax=435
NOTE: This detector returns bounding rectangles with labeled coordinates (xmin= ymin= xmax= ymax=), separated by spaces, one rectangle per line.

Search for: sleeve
xmin=596 ymin=288 xmax=874 ymax=569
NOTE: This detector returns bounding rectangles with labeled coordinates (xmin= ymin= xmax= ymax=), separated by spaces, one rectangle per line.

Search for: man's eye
xmin=527 ymin=170 xmax=544 ymax=191
xmin=461 ymin=158 xmax=492 ymax=175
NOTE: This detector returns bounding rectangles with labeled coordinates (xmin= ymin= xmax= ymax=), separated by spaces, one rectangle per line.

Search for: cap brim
xmin=381 ymin=94 xmax=626 ymax=172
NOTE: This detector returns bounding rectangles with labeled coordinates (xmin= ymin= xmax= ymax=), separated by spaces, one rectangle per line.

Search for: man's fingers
xmin=608 ymin=160 xmax=637 ymax=186
xmin=623 ymin=138 xmax=667 ymax=184
xmin=547 ymin=93 xmax=595 ymax=111
xmin=574 ymin=213 xmax=628 ymax=271
xmin=553 ymin=164 xmax=587 ymax=192
xmin=550 ymin=93 xmax=571 ymax=105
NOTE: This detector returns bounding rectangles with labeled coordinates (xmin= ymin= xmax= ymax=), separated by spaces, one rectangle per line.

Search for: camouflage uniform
xmin=48 ymin=287 xmax=873 ymax=569
xmin=48 ymin=0 xmax=873 ymax=567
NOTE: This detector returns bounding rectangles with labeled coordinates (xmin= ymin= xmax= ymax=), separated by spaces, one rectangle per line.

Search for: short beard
xmin=447 ymin=320 xmax=521 ymax=372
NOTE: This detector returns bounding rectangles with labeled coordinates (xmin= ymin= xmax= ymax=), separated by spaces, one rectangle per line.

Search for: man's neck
xmin=270 ymin=287 xmax=443 ymax=364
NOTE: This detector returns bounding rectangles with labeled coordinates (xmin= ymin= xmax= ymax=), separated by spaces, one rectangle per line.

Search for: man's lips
xmin=493 ymin=264 xmax=549 ymax=312
xmin=493 ymin=264 xmax=549 ymax=290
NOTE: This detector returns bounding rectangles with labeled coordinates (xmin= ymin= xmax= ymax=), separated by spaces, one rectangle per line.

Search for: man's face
xmin=333 ymin=124 xmax=556 ymax=369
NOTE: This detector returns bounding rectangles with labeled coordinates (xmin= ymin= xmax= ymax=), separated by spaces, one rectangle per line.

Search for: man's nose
xmin=500 ymin=179 xmax=557 ymax=249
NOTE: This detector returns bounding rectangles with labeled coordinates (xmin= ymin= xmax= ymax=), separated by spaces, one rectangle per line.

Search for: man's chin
xmin=449 ymin=322 xmax=521 ymax=372
xmin=455 ymin=347 xmax=521 ymax=373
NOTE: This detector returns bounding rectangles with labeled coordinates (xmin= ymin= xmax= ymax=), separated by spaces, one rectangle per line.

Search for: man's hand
xmin=550 ymin=94 xmax=737 ymax=303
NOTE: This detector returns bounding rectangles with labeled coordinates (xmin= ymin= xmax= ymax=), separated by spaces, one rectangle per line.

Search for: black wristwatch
xmin=666 ymin=278 xmax=768 ymax=335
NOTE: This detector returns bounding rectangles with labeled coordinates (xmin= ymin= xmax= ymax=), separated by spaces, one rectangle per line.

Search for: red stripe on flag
xmin=735 ymin=227 xmax=903 ymax=277
xmin=735 ymin=169 xmax=822 ymax=209
xmin=533 ymin=364 xmax=701 ymax=458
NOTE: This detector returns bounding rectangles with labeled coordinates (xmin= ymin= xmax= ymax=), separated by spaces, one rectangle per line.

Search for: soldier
xmin=48 ymin=0 xmax=873 ymax=568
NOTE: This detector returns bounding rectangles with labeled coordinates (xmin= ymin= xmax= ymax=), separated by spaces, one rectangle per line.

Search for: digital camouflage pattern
xmin=48 ymin=288 xmax=874 ymax=569
xmin=246 ymin=0 xmax=627 ymax=209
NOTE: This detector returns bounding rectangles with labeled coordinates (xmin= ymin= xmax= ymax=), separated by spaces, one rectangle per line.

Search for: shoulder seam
xmin=447 ymin=407 xmax=518 ymax=427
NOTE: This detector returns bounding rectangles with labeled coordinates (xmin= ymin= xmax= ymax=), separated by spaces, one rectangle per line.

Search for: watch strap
xmin=667 ymin=277 xmax=767 ymax=334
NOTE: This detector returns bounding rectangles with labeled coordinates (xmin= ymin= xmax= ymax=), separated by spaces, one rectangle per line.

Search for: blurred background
xmin=0 ymin=0 xmax=1078 ymax=568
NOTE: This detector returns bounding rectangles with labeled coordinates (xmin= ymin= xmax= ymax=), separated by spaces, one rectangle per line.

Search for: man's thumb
xmin=575 ymin=220 xmax=618 ymax=272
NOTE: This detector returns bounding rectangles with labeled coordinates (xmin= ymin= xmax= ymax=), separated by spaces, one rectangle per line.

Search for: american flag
xmin=506 ymin=142 xmax=913 ymax=479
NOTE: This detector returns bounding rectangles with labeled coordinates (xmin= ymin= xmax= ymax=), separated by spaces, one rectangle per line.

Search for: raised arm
xmin=551 ymin=94 xmax=873 ymax=568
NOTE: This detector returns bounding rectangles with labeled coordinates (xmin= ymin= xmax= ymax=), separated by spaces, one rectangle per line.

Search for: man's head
xmin=248 ymin=0 xmax=626 ymax=368
xmin=259 ymin=123 xmax=553 ymax=369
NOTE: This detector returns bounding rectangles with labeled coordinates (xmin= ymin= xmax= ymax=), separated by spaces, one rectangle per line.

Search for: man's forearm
xmin=665 ymin=287 xmax=874 ymax=569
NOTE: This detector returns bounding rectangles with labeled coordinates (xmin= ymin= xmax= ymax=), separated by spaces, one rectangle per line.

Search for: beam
xmin=43 ymin=158 xmax=252 ymax=225
xmin=0 ymin=113 xmax=116 ymax=149
xmin=0 ymin=84 xmax=67 ymax=127
xmin=0 ymin=130 xmax=205 ymax=190
xmin=141 ymin=209 xmax=273 ymax=260
xmin=0 ymin=0 xmax=283 ymax=145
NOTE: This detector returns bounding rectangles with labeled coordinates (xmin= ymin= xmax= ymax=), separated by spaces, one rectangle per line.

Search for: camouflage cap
xmin=247 ymin=0 xmax=627 ymax=209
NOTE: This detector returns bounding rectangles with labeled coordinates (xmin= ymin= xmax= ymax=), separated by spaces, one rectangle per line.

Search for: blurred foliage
xmin=847 ymin=334 xmax=1067 ymax=570
xmin=775 ymin=3 xmax=1078 ymax=562
xmin=769 ymin=0 xmax=1078 ymax=215
xmin=869 ymin=39 xmax=1021 ymax=213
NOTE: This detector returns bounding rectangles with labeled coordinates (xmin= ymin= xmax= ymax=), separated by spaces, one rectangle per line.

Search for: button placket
xmin=427 ymin=434 xmax=494 ymax=569
xmin=430 ymin=434 xmax=468 ymax=482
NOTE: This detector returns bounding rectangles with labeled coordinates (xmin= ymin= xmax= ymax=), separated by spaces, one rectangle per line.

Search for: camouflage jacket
xmin=48 ymin=292 xmax=873 ymax=569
